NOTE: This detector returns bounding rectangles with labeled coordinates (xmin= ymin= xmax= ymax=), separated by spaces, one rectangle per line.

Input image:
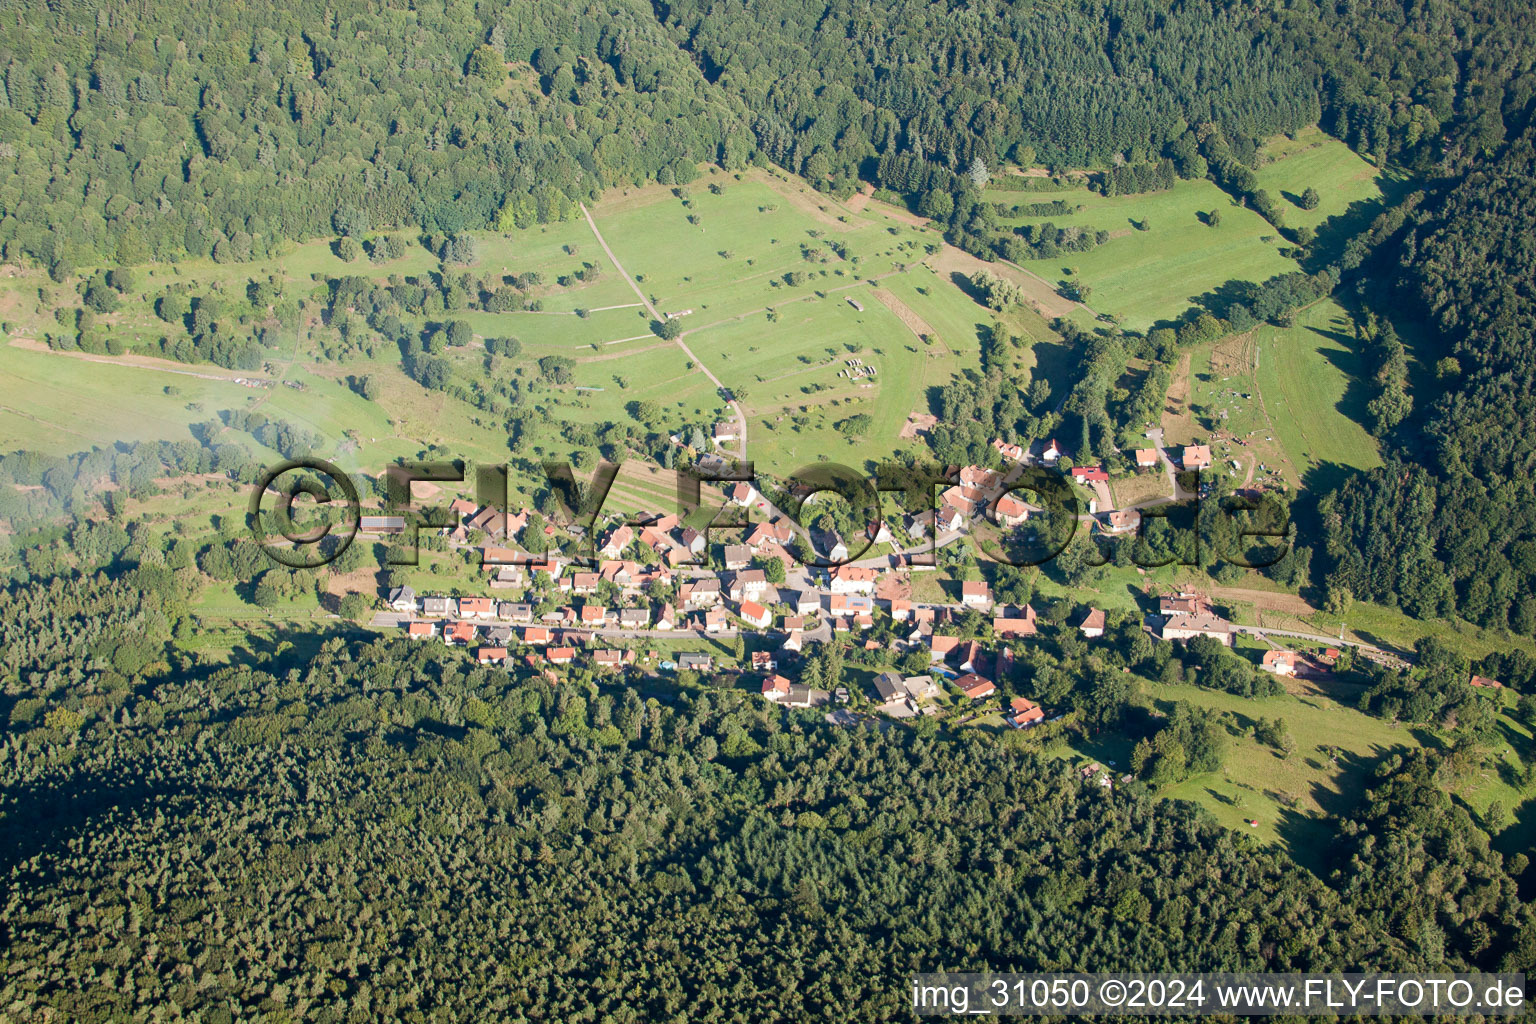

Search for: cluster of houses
xmin=369 ymin=456 xmax=1280 ymax=725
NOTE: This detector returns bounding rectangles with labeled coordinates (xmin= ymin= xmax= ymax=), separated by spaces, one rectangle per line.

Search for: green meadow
xmin=1254 ymin=297 xmax=1383 ymax=481
xmin=1252 ymin=127 xmax=1388 ymax=233
xmin=988 ymin=176 xmax=1295 ymax=331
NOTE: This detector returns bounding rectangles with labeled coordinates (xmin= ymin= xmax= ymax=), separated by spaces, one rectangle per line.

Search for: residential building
xmin=1103 ymin=509 xmax=1139 ymax=534
xmin=903 ymin=675 xmax=940 ymax=702
xmin=1262 ymin=650 xmax=1298 ymax=676
xmin=678 ymin=652 xmax=713 ymax=671
xmin=739 ymin=601 xmax=771 ymax=628
xmin=729 ymin=568 xmax=769 ymax=602
xmin=1159 ymin=611 xmax=1234 ymax=645
xmin=458 ymin=597 xmax=495 ymax=619
xmin=599 ymin=525 xmax=634 ymax=559
xmin=960 ymin=580 xmax=992 ymax=608
xmin=955 ymin=673 xmax=997 ymax=699
xmin=761 ymin=674 xmax=793 ymax=701
xmin=422 ymin=596 xmax=454 ymax=617
xmin=829 ymin=565 xmax=878 ymax=594
xmin=1134 ymin=448 xmax=1160 ymax=468
xmin=1077 ymin=607 xmax=1106 ymax=638
xmin=1181 ymin=445 xmax=1213 ymax=470
xmin=593 ymin=649 xmax=634 ymax=669
xmin=993 ymin=605 xmax=1038 ymax=638
xmin=476 ymin=647 xmax=507 ymax=665
xmin=992 ymin=438 xmax=1026 ymax=462
xmin=929 ymin=634 xmax=962 ymax=663
xmin=873 ymin=670 xmax=905 ymax=702
xmin=993 ymin=493 xmax=1029 ymax=527
xmin=1007 ymin=697 xmax=1045 ymax=728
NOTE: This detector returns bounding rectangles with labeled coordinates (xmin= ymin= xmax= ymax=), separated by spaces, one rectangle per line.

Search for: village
xmin=365 ymin=435 xmax=1359 ymax=739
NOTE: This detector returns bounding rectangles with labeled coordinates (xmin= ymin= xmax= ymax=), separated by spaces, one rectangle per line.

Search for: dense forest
xmin=0 ymin=0 xmax=746 ymax=271
xmin=1318 ymin=123 xmax=1536 ymax=632
xmin=3 ymin=0 xmax=1534 ymax=268
xmin=1 ymin=558 xmax=1531 ymax=1020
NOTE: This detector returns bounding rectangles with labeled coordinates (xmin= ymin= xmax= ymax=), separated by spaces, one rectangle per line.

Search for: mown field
xmin=1252 ymin=127 xmax=1388 ymax=233
xmin=987 ymin=177 xmax=1294 ymax=331
xmin=1254 ymin=297 xmax=1383 ymax=482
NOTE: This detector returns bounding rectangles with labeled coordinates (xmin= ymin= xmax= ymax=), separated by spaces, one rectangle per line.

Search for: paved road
xmin=580 ymin=202 xmax=748 ymax=462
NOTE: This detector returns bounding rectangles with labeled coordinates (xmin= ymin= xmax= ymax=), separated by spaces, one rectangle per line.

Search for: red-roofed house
xmin=762 ymin=674 xmax=793 ymax=701
xmin=955 ymin=673 xmax=997 ymax=700
xmin=443 ymin=621 xmax=476 ymax=645
xmin=1077 ymin=607 xmax=1106 ymax=637
xmin=992 ymin=438 xmax=1026 ymax=462
xmin=993 ymin=605 xmax=1038 ymax=638
xmin=1070 ymin=466 xmax=1109 ymax=483
xmin=1262 ymin=650 xmax=1297 ymax=676
xmin=523 ymin=626 xmax=553 ymax=645
xmin=993 ymin=493 xmax=1029 ymax=526
xmin=739 ymin=600 xmax=771 ymax=628
xmin=458 ymin=597 xmax=495 ymax=619
xmin=476 ymin=647 xmax=508 ymax=665
xmin=547 ymin=647 xmax=576 ymax=665
xmin=407 ymin=621 xmax=435 ymax=638
xmin=1007 ymin=696 xmax=1045 ymax=727
xmin=830 ymin=565 xmax=878 ymax=594
xmin=929 ymin=634 xmax=962 ymax=663
xmin=599 ymin=525 xmax=634 ymax=559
